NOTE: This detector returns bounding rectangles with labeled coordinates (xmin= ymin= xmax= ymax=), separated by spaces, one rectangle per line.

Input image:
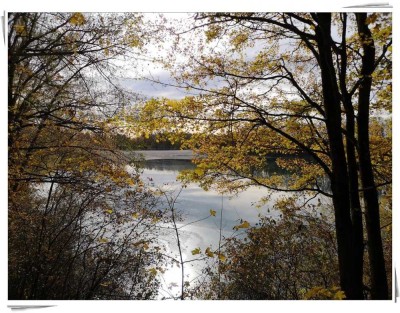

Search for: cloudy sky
xmin=110 ymin=13 xmax=198 ymax=100
xmin=114 ymin=12 xmax=268 ymax=101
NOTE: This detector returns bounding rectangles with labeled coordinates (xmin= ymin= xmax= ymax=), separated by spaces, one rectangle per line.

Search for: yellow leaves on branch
xmin=205 ymin=25 xmax=222 ymax=42
xmin=203 ymin=247 xmax=227 ymax=262
xmin=123 ymin=33 xmax=143 ymax=48
xmin=133 ymin=241 xmax=150 ymax=250
xmin=69 ymin=13 xmax=86 ymax=26
xmin=304 ymin=286 xmax=346 ymax=300
xmin=149 ymin=266 xmax=165 ymax=278
xmin=209 ymin=209 xmax=217 ymax=217
xmin=230 ymin=31 xmax=249 ymax=49
xmin=193 ymin=167 xmax=205 ymax=177
xmin=151 ymin=217 xmax=160 ymax=224
xmin=365 ymin=13 xmax=378 ymax=25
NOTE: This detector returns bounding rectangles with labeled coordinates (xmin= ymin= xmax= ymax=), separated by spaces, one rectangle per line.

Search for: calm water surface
xmin=138 ymin=156 xmax=283 ymax=299
xmin=129 ymin=151 xmax=329 ymax=299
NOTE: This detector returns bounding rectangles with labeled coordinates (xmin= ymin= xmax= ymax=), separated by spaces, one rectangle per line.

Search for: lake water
xmin=136 ymin=152 xmax=285 ymax=299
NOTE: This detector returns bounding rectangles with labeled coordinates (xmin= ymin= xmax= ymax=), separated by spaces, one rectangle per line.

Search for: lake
xmin=133 ymin=150 xmax=286 ymax=299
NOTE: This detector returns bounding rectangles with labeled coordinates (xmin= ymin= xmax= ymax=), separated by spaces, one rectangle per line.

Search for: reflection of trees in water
xmin=257 ymin=157 xmax=291 ymax=177
xmin=142 ymin=157 xmax=331 ymax=193
xmin=142 ymin=159 xmax=196 ymax=172
xmin=257 ymin=157 xmax=331 ymax=193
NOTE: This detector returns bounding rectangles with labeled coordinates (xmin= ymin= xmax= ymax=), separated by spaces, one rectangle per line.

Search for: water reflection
xmin=139 ymin=156 xmax=329 ymax=299
xmin=140 ymin=158 xmax=282 ymax=299
xmin=141 ymin=159 xmax=196 ymax=172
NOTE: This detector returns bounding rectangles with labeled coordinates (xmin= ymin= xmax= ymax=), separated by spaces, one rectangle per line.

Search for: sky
xmin=115 ymin=13 xmax=294 ymax=101
xmin=115 ymin=11 xmax=392 ymax=120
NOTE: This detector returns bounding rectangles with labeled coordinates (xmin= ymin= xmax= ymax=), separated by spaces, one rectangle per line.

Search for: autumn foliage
xmin=8 ymin=12 xmax=166 ymax=300
xmin=8 ymin=12 xmax=392 ymax=300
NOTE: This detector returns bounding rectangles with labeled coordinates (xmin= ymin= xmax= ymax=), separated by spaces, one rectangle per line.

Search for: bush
xmin=194 ymin=198 xmax=340 ymax=300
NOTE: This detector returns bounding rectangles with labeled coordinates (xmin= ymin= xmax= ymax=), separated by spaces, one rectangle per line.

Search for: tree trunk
xmin=338 ymin=13 xmax=365 ymax=299
xmin=355 ymin=13 xmax=388 ymax=300
xmin=314 ymin=13 xmax=364 ymax=299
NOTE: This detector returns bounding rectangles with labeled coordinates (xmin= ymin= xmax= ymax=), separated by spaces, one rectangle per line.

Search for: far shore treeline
xmin=113 ymin=132 xmax=191 ymax=150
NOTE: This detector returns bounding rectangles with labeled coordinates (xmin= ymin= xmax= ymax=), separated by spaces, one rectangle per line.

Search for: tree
xmin=8 ymin=12 xmax=147 ymax=189
xmin=8 ymin=13 xmax=168 ymax=299
xmin=8 ymin=166 xmax=167 ymax=299
xmin=136 ymin=13 xmax=392 ymax=299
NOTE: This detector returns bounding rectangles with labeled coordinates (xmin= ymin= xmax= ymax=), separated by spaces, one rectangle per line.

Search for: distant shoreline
xmin=123 ymin=149 xmax=310 ymax=161
xmin=124 ymin=150 xmax=194 ymax=160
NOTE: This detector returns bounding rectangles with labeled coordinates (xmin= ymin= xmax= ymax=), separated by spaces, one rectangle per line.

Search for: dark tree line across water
xmin=113 ymin=133 xmax=192 ymax=151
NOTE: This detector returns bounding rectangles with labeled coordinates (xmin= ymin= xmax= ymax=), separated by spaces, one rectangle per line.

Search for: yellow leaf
xmin=304 ymin=286 xmax=346 ymax=300
xmin=333 ymin=290 xmax=346 ymax=300
xmin=104 ymin=209 xmax=113 ymax=214
xmin=194 ymin=168 xmax=205 ymax=176
xmin=218 ymin=253 xmax=226 ymax=262
xmin=210 ymin=209 xmax=216 ymax=217
xmin=69 ymin=13 xmax=86 ymax=26
xmin=132 ymin=212 xmax=139 ymax=219
xmin=143 ymin=243 xmax=149 ymax=250
xmin=149 ymin=268 xmax=157 ymax=276
xmin=100 ymin=281 xmax=111 ymax=287
xmin=365 ymin=13 xmax=378 ymax=25
xmin=14 ymin=24 xmax=25 ymax=35
xmin=98 ymin=238 xmax=108 ymax=243
xmin=191 ymin=248 xmax=201 ymax=255
xmin=205 ymin=247 xmax=214 ymax=257
xmin=233 ymin=220 xmax=250 ymax=230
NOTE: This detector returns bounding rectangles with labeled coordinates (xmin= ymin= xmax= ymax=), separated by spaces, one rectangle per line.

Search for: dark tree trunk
xmin=338 ymin=13 xmax=365 ymax=299
xmin=314 ymin=13 xmax=364 ymax=299
xmin=355 ymin=13 xmax=388 ymax=300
